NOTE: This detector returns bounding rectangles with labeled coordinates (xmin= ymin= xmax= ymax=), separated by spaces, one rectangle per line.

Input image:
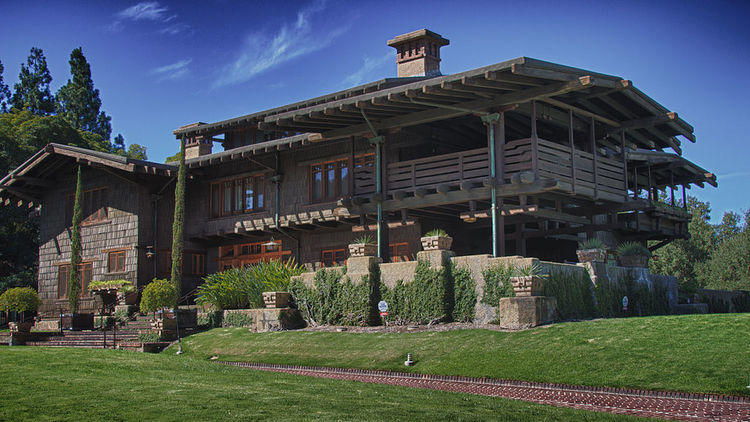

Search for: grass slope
xmin=0 ymin=348 xmax=647 ymax=422
xmin=177 ymin=313 xmax=750 ymax=396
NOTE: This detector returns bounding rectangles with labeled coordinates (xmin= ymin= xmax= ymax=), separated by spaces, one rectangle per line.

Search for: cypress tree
xmin=68 ymin=165 xmax=83 ymax=313
xmin=55 ymin=47 xmax=112 ymax=140
xmin=11 ymin=47 xmax=55 ymax=115
xmin=0 ymin=60 xmax=11 ymax=113
xmin=170 ymin=137 xmax=187 ymax=297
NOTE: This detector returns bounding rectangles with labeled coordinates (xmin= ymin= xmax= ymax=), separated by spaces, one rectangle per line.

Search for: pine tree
xmin=113 ymin=133 xmax=125 ymax=153
xmin=0 ymin=60 xmax=11 ymax=113
xmin=55 ymin=47 xmax=112 ymax=139
xmin=170 ymin=137 xmax=187 ymax=298
xmin=11 ymin=47 xmax=55 ymax=115
xmin=68 ymin=166 xmax=83 ymax=313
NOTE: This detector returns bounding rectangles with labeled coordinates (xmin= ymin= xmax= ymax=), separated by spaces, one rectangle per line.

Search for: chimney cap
xmin=387 ymin=29 xmax=449 ymax=47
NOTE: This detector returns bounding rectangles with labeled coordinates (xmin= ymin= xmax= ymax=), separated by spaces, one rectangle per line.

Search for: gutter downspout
xmin=481 ymin=113 xmax=500 ymax=257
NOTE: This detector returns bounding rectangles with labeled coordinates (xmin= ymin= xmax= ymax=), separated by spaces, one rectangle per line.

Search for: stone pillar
xmin=416 ymin=249 xmax=454 ymax=269
xmin=346 ymin=256 xmax=382 ymax=284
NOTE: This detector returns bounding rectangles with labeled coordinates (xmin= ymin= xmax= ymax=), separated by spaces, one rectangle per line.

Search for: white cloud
xmin=213 ymin=0 xmax=349 ymax=88
xmin=342 ymin=52 xmax=392 ymax=87
xmin=117 ymin=2 xmax=168 ymax=21
xmin=108 ymin=2 xmax=190 ymax=35
xmin=151 ymin=59 xmax=192 ymax=81
xmin=717 ymin=171 xmax=750 ymax=181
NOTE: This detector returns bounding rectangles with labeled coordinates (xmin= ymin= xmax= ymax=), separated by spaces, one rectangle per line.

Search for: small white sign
xmin=622 ymin=296 xmax=629 ymax=309
xmin=378 ymin=301 xmax=388 ymax=312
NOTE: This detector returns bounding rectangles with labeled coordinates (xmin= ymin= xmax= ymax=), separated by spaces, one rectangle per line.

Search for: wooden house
xmin=0 ymin=29 xmax=716 ymax=312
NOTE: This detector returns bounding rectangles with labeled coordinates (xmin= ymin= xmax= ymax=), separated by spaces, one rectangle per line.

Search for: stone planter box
xmin=509 ymin=275 xmax=545 ymax=297
xmin=9 ymin=321 xmax=33 ymax=333
xmin=262 ymin=291 xmax=291 ymax=309
xmin=349 ymin=243 xmax=377 ymax=257
xmin=61 ymin=313 xmax=94 ymax=331
xmin=618 ymin=255 xmax=650 ymax=268
xmin=576 ymin=248 xmax=607 ymax=263
xmin=117 ymin=290 xmax=138 ymax=306
xmin=421 ymin=235 xmax=453 ymax=251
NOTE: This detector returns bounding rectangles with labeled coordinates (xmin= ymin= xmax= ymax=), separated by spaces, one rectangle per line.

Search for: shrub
xmin=481 ymin=264 xmax=514 ymax=305
xmin=380 ymin=261 xmax=452 ymax=325
xmin=196 ymin=259 xmax=303 ymax=310
xmin=451 ymin=264 xmax=476 ymax=322
xmin=222 ymin=312 xmax=254 ymax=327
xmin=89 ymin=279 xmax=132 ymax=292
xmin=579 ymin=238 xmax=606 ymax=250
xmin=424 ymin=228 xmax=448 ymax=237
xmin=352 ymin=233 xmax=374 ymax=244
xmin=617 ymin=242 xmax=651 ymax=258
xmin=512 ymin=262 xmax=548 ymax=277
xmin=138 ymin=331 xmax=162 ymax=343
xmin=140 ymin=279 xmax=177 ymax=313
xmin=542 ymin=269 xmax=596 ymax=320
xmin=197 ymin=310 xmax=223 ymax=328
xmin=0 ymin=287 xmax=42 ymax=314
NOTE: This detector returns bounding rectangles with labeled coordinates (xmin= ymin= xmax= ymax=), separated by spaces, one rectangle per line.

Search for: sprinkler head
xmin=404 ymin=353 xmax=414 ymax=366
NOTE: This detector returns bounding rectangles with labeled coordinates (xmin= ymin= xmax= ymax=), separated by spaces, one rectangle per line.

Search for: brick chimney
xmin=387 ymin=29 xmax=449 ymax=77
xmin=178 ymin=122 xmax=213 ymax=159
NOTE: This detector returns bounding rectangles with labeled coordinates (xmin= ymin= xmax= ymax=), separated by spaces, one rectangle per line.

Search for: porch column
xmin=369 ymin=135 xmax=388 ymax=261
xmin=481 ymin=112 xmax=503 ymax=257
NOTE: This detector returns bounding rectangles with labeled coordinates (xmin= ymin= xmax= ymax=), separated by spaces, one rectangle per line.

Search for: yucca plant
xmin=353 ymin=233 xmax=375 ymax=244
xmin=513 ymin=262 xmax=548 ymax=278
xmin=616 ymin=242 xmax=651 ymax=257
xmin=425 ymin=228 xmax=449 ymax=237
xmin=578 ymin=238 xmax=606 ymax=250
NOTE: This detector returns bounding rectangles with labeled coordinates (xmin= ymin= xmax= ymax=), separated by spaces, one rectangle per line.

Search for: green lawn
xmin=175 ymin=313 xmax=750 ymax=396
xmin=0 ymin=348 xmax=649 ymax=422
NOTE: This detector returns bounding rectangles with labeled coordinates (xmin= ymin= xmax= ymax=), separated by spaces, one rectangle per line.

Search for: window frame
xmin=308 ymin=153 xmax=373 ymax=204
xmin=57 ymin=261 xmax=93 ymax=298
xmin=66 ymin=186 xmax=109 ymax=225
xmin=209 ymin=174 xmax=265 ymax=218
xmin=107 ymin=250 xmax=127 ymax=273
xmin=321 ymin=248 xmax=347 ymax=267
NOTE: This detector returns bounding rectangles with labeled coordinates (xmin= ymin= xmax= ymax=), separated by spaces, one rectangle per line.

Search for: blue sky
xmin=1 ymin=0 xmax=748 ymax=220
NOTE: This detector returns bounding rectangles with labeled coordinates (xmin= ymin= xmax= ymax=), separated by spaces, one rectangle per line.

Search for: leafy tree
xmin=11 ymin=47 xmax=55 ymax=115
xmin=650 ymin=197 xmax=714 ymax=294
xmin=165 ymin=151 xmax=182 ymax=163
xmin=113 ymin=133 xmax=125 ymax=153
xmin=140 ymin=278 xmax=177 ymax=313
xmin=55 ymin=47 xmax=112 ymax=139
xmin=0 ymin=60 xmax=11 ymax=113
xmin=126 ymin=144 xmax=148 ymax=160
xmin=68 ymin=166 xmax=83 ymax=313
xmin=170 ymin=137 xmax=186 ymax=296
xmin=705 ymin=229 xmax=750 ymax=291
xmin=715 ymin=211 xmax=742 ymax=244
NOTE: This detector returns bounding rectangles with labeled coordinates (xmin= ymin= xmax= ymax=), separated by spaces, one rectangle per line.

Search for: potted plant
xmin=140 ymin=279 xmax=178 ymax=337
xmin=509 ymin=263 xmax=548 ymax=297
xmin=0 ymin=287 xmax=42 ymax=333
xmin=576 ymin=238 xmax=607 ymax=263
xmin=616 ymin=242 xmax=652 ymax=267
xmin=421 ymin=228 xmax=453 ymax=251
xmin=348 ymin=233 xmax=377 ymax=257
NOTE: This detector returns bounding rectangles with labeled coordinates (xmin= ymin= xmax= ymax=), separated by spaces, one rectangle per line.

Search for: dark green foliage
xmin=593 ymin=272 xmax=670 ymax=318
xmin=543 ymin=269 xmax=596 ymax=320
xmin=170 ymin=137 xmax=186 ymax=296
xmin=55 ymin=47 xmax=111 ymax=139
xmin=705 ymin=230 xmax=750 ymax=291
xmin=140 ymin=279 xmax=177 ymax=313
xmin=616 ymin=242 xmax=651 ymax=257
xmin=94 ymin=315 xmax=117 ymax=330
xmin=197 ymin=310 xmax=223 ymax=328
xmin=11 ymin=47 xmax=55 ymax=115
xmin=164 ymin=151 xmax=182 ymax=163
xmin=125 ymin=144 xmax=148 ymax=160
xmin=481 ymin=264 xmax=514 ymax=305
xmin=196 ymin=260 xmax=304 ymax=310
xmin=380 ymin=261 xmax=451 ymax=325
xmin=0 ymin=286 xmax=42 ymax=313
xmin=68 ymin=166 xmax=83 ymax=313
xmin=451 ymin=264 xmax=476 ymax=322
xmin=0 ymin=60 xmax=10 ymax=113
xmin=137 ymin=331 xmax=162 ymax=343
xmin=289 ymin=268 xmax=373 ymax=326
xmin=222 ymin=312 xmax=253 ymax=327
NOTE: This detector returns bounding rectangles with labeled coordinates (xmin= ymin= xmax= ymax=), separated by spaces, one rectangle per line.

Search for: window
xmin=66 ymin=187 xmax=108 ymax=224
xmin=210 ymin=175 xmax=265 ymax=217
xmin=321 ymin=249 xmax=347 ymax=267
xmin=190 ymin=254 xmax=206 ymax=276
xmin=57 ymin=262 xmax=92 ymax=298
xmin=108 ymin=250 xmax=126 ymax=273
xmin=310 ymin=157 xmax=352 ymax=203
xmin=157 ymin=250 xmax=172 ymax=278
xmin=217 ymin=241 xmax=291 ymax=269
xmin=390 ymin=243 xmax=410 ymax=262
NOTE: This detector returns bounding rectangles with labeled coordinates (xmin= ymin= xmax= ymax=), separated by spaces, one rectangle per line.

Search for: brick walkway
xmin=221 ymin=362 xmax=750 ymax=421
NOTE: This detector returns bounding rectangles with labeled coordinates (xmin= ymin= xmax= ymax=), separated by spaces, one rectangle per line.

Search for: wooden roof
xmin=627 ymin=149 xmax=717 ymax=188
xmin=0 ymin=143 xmax=176 ymax=208
xmin=173 ymin=57 xmax=696 ymax=154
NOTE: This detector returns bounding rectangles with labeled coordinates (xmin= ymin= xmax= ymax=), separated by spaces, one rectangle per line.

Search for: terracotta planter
xmin=421 ymin=235 xmax=453 ymax=251
xmin=576 ymin=248 xmax=607 ymax=263
xmin=9 ymin=321 xmax=33 ymax=333
xmin=509 ymin=275 xmax=545 ymax=297
xmin=618 ymin=255 xmax=650 ymax=268
xmin=262 ymin=291 xmax=291 ymax=308
xmin=348 ymin=243 xmax=377 ymax=257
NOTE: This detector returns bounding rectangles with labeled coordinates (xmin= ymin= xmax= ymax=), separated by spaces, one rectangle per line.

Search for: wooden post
xmin=647 ymin=165 xmax=653 ymax=205
xmin=348 ymin=136 xmax=355 ymax=196
xmin=670 ymin=171 xmax=675 ymax=206
xmin=497 ymin=112 xmax=506 ymax=185
xmin=621 ymin=129 xmax=628 ymax=200
xmin=381 ymin=136 xmax=390 ymax=263
xmin=590 ymin=117 xmax=598 ymax=200
xmin=530 ymin=100 xmax=539 ymax=177
xmin=682 ymin=184 xmax=687 ymax=209
xmin=633 ymin=166 xmax=639 ymax=200
xmin=568 ymin=109 xmax=576 ymax=194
